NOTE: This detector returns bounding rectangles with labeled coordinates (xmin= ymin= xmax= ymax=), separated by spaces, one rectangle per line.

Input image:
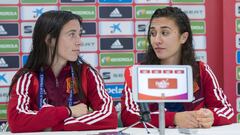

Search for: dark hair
xmin=9 ymin=10 xmax=91 ymax=100
xmin=143 ymin=6 xmax=199 ymax=81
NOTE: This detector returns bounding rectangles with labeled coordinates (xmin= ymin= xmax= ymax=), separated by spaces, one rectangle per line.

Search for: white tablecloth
xmin=2 ymin=123 xmax=240 ymax=135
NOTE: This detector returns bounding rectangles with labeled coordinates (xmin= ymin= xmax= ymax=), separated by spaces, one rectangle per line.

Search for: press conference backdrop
xmin=0 ymin=0 xmax=238 ymax=125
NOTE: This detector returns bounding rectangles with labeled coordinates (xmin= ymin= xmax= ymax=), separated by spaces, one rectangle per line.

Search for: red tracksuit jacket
xmin=7 ymin=63 xmax=117 ymax=132
xmin=121 ymin=61 xmax=234 ymax=127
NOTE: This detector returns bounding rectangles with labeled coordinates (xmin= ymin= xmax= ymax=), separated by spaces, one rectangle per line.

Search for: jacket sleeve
xmin=63 ymin=67 xmax=118 ymax=131
xmin=200 ymin=62 xmax=234 ymax=126
xmin=120 ymin=66 xmax=176 ymax=128
xmin=7 ymin=72 xmax=69 ymax=133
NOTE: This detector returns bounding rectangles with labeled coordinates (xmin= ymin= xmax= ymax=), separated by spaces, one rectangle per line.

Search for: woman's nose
xmin=76 ymin=37 xmax=82 ymax=45
xmin=153 ymin=34 xmax=163 ymax=44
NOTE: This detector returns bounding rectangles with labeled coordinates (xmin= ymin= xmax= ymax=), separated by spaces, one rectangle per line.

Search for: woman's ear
xmin=180 ymin=32 xmax=189 ymax=44
xmin=45 ymin=34 xmax=56 ymax=47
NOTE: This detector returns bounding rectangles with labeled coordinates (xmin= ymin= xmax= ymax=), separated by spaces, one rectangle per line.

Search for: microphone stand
xmin=119 ymin=104 xmax=158 ymax=134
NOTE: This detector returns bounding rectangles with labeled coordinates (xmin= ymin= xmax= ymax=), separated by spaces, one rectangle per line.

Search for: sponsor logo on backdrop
xmin=100 ymin=38 xmax=133 ymax=50
xmin=0 ymin=23 xmax=18 ymax=36
xmin=21 ymin=38 xmax=32 ymax=53
xmin=21 ymin=6 xmax=58 ymax=20
xmin=0 ymin=56 xmax=19 ymax=69
xmin=0 ymin=6 xmax=18 ymax=20
xmin=236 ymin=3 xmax=240 ymax=17
xmin=193 ymin=36 xmax=206 ymax=50
xmin=80 ymin=37 xmax=97 ymax=52
xmin=237 ymin=82 xmax=240 ymax=96
xmin=0 ymin=87 xmax=9 ymax=103
xmin=99 ymin=21 xmax=133 ymax=35
xmin=0 ymin=39 xmax=19 ymax=53
xmin=110 ymin=8 xmax=122 ymax=17
xmin=105 ymin=84 xmax=124 ymax=99
xmin=0 ymin=0 xmax=18 ymax=4
xmin=136 ymin=37 xmax=148 ymax=50
xmin=135 ymin=6 xmax=165 ymax=19
xmin=33 ymin=8 xmax=44 ymax=18
xmin=237 ymin=98 xmax=240 ymax=112
xmin=236 ymin=19 xmax=240 ymax=33
xmin=138 ymin=25 xmax=146 ymax=32
xmin=60 ymin=6 xmax=96 ymax=20
xmin=0 ymin=58 xmax=7 ymax=67
xmin=0 ymin=25 xmax=7 ymax=35
xmin=81 ymin=22 xmax=96 ymax=35
xmin=135 ymin=0 xmax=169 ymax=3
xmin=102 ymin=72 xmax=111 ymax=80
xmin=175 ymin=5 xmax=205 ymax=19
xmin=110 ymin=23 xmax=121 ymax=33
xmin=60 ymin=0 xmax=95 ymax=3
xmin=100 ymin=52 xmax=134 ymax=67
xmin=237 ymin=66 xmax=240 ymax=80
xmin=79 ymin=53 xmax=98 ymax=67
xmin=191 ymin=21 xmax=205 ymax=34
xmin=0 ymin=71 xmax=16 ymax=86
xmin=21 ymin=0 xmax=57 ymax=4
xmin=236 ymin=34 xmax=240 ymax=48
xmin=136 ymin=52 xmax=145 ymax=63
xmin=111 ymin=40 xmax=123 ymax=49
xmin=21 ymin=22 xmax=35 ymax=37
xmin=100 ymin=68 xmax=124 ymax=83
xmin=22 ymin=55 xmax=29 ymax=66
xmin=99 ymin=0 xmax=132 ymax=3
xmin=24 ymin=26 xmax=32 ymax=34
xmin=0 ymin=104 xmax=7 ymax=120
xmin=99 ymin=6 xmax=132 ymax=19
xmin=195 ymin=51 xmax=207 ymax=63
xmin=237 ymin=50 xmax=240 ymax=64
xmin=135 ymin=21 xmax=149 ymax=35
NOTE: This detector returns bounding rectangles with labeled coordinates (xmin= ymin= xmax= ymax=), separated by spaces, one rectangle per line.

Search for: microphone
xmin=138 ymin=103 xmax=151 ymax=122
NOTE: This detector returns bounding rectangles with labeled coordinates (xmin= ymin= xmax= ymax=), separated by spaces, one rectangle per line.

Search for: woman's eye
xmin=69 ymin=33 xmax=74 ymax=37
xmin=150 ymin=31 xmax=157 ymax=37
xmin=69 ymin=33 xmax=75 ymax=37
xmin=161 ymin=31 xmax=169 ymax=36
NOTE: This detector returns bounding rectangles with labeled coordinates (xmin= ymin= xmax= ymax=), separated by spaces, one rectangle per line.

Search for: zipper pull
xmin=56 ymin=78 xmax=59 ymax=87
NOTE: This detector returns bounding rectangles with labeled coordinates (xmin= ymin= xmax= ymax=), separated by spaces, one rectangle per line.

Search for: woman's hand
xmin=174 ymin=111 xmax=199 ymax=128
xmin=69 ymin=103 xmax=88 ymax=117
xmin=196 ymin=108 xmax=214 ymax=128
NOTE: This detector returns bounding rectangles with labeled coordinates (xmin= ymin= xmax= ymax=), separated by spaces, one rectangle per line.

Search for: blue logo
xmin=105 ymin=84 xmax=124 ymax=99
xmin=33 ymin=8 xmax=44 ymax=18
xmin=237 ymin=50 xmax=240 ymax=64
xmin=110 ymin=23 xmax=121 ymax=33
xmin=0 ymin=74 xmax=7 ymax=83
xmin=99 ymin=0 xmax=132 ymax=3
xmin=22 ymin=55 xmax=29 ymax=66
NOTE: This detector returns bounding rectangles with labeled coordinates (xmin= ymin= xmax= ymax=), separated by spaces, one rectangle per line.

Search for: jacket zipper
xmin=56 ymin=78 xmax=59 ymax=87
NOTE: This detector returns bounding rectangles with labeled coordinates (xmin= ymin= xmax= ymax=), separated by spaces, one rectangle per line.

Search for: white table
xmin=2 ymin=123 xmax=240 ymax=135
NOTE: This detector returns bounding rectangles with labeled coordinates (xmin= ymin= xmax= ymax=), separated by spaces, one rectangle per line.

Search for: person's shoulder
xmin=81 ymin=63 xmax=94 ymax=73
xmin=197 ymin=60 xmax=207 ymax=69
xmin=15 ymin=68 xmax=38 ymax=79
xmin=197 ymin=61 xmax=214 ymax=75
